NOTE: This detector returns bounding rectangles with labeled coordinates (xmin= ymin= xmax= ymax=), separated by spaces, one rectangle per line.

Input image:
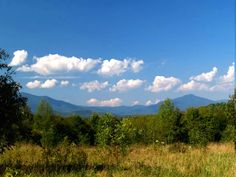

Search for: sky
xmin=0 ymin=0 xmax=235 ymax=106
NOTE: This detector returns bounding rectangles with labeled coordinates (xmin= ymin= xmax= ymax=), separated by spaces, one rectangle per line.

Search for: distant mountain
xmin=22 ymin=92 xmax=223 ymax=117
xmin=22 ymin=92 xmax=94 ymax=116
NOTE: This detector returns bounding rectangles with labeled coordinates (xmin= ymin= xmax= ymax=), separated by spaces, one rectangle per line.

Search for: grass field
xmin=0 ymin=143 xmax=235 ymax=177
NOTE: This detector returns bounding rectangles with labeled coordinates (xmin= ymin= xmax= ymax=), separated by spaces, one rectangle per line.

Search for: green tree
xmin=225 ymin=89 xmax=236 ymax=150
xmin=0 ymin=49 xmax=26 ymax=153
xmin=157 ymin=99 xmax=184 ymax=144
xmin=62 ymin=115 xmax=93 ymax=145
xmin=96 ymin=113 xmax=119 ymax=146
xmin=95 ymin=114 xmax=135 ymax=164
xmin=184 ymin=107 xmax=218 ymax=146
xmin=19 ymin=105 xmax=34 ymax=142
xmin=33 ymin=100 xmax=57 ymax=147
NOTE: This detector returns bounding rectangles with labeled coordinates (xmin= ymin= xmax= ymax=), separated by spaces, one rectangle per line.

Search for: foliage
xmin=0 ymin=49 xmax=26 ymax=153
xmin=94 ymin=114 xmax=137 ymax=164
xmin=221 ymin=124 xmax=236 ymax=142
xmin=226 ymin=89 xmax=236 ymax=149
xmin=157 ymin=99 xmax=185 ymax=144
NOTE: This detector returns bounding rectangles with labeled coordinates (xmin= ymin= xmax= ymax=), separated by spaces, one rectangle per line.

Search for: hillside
xmin=22 ymin=92 xmax=221 ymax=117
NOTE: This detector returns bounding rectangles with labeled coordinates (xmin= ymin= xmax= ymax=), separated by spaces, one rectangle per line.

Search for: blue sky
xmin=0 ymin=0 xmax=235 ymax=106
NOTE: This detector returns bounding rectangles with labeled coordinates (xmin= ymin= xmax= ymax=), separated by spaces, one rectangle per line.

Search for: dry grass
xmin=0 ymin=142 xmax=235 ymax=177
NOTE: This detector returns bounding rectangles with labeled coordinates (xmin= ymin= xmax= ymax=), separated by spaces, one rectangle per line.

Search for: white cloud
xmin=209 ymin=82 xmax=234 ymax=92
xmin=220 ymin=63 xmax=234 ymax=83
xmin=80 ymin=80 xmax=109 ymax=92
xmin=147 ymin=76 xmax=181 ymax=92
xmin=97 ymin=59 xmax=144 ymax=76
xmin=132 ymin=101 xmax=139 ymax=106
xmin=179 ymin=63 xmax=234 ymax=92
xmin=26 ymin=79 xmax=57 ymax=89
xmin=16 ymin=65 xmax=32 ymax=72
xmin=87 ymin=98 xmax=122 ymax=107
xmin=17 ymin=54 xmax=100 ymax=75
xmin=26 ymin=80 xmax=41 ymax=89
xmin=97 ymin=59 xmax=129 ymax=76
xmin=9 ymin=50 xmax=28 ymax=66
xmin=41 ymin=79 xmax=58 ymax=88
xmin=60 ymin=80 xmax=69 ymax=87
xmin=145 ymin=99 xmax=160 ymax=106
xmin=178 ymin=80 xmax=209 ymax=92
xmin=145 ymin=100 xmax=153 ymax=106
xmin=130 ymin=60 xmax=144 ymax=73
xmin=110 ymin=79 xmax=144 ymax=92
xmin=190 ymin=67 xmax=218 ymax=82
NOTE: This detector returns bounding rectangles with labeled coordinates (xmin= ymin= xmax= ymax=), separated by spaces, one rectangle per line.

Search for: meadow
xmin=0 ymin=142 xmax=235 ymax=177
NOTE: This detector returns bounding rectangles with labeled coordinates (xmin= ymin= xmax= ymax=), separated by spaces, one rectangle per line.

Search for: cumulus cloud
xmin=220 ymin=62 xmax=234 ymax=83
xmin=179 ymin=63 xmax=234 ymax=92
xmin=17 ymin=54 xmax=100 ymax=75
xmin=97 ymin=59 xmax=129 ymax=76
xmin=80 ymin=80 xmax=109 ymax=92
xmin=87 ymin=98 xmax=122 ymax=107
xmin=41 ymin=79 xmax=58 ymax=88
xmin=147 ymin=76 xmax=181 ymax=92
xmin=145 ymin=100 xmax=153 ymax=106
xmin=209 ymin=63 xmax=235 ymax=92
xmin=9 ymin=50 xmax=28 ymax=66
xmin=208 ymin=82 xmax=234 ymax=92
xmin=60 ymin=80 xmax=69 ymax=87
xmin=16 ymin=65 xmax=32 ymax=72
xmin=178 ymin=80 xmax=209 ymax=92
xmin=130 ymin=60 xmax=144 ymax=73
xmin=132 ymin=101 xmax=139 ymax=106
xmin=26 ymin=79 xmax=57 ymax=89
xmin=110 ymin=79 xmax=144 ymax=92
xmin=190 ymin=67 xmax=218 ymax=82
xmin=26 ymin=80 xmax=41 ymax=89
xmin=97 ymin=59 xmax=144 ymax=76
xmin=145 ymin=99 xmax=160 ymax=106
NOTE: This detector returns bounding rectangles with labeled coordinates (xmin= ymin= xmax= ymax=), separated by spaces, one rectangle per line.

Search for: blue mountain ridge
xmin=22 ymin=92 xmax=223 ymax=117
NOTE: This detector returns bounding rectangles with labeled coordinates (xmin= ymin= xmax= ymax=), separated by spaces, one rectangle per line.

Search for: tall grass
xmin=0 ymin=142 xmax=235 ymax=177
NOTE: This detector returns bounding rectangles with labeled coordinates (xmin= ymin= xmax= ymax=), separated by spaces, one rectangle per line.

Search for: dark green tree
xmin=184 ymin=106 xmax=218 ymax=146
xmin=33 ymin=100 xmax=56 ymax=147
xmin=225 ymin=89 xmax=236 ymax=150
xmin=0 ymin=49 xmax=26 ymax=153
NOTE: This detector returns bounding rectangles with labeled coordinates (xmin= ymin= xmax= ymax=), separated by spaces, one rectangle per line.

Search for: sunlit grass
xmin=0 ymin=142 xmax=235 ymax=177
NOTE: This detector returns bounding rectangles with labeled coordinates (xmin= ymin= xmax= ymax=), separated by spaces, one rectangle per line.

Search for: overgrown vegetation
xmin=0 ymin=49 xmax=235 ymax=176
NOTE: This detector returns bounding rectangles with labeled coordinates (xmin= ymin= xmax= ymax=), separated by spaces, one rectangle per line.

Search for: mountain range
xmin=22 ymin=92 xmax=225 ymax=117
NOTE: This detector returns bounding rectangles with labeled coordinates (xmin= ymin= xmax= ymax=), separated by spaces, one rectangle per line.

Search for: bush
xmin=221 ymin=125 xmax=235 ymax=142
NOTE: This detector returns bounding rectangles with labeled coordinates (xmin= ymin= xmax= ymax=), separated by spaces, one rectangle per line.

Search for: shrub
xmin=221 ymin=125 xmax=235 ymax=142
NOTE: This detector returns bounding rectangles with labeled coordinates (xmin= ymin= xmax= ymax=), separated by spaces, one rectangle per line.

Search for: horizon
xmin=22 ymin=91 xmax=225 ymax=107
xmin=1 ymin=0 xmax=235 ymax=106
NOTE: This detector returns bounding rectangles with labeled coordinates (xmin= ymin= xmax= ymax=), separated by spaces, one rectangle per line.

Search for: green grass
xmin=0 ymin=142 xmax=235 ymax=177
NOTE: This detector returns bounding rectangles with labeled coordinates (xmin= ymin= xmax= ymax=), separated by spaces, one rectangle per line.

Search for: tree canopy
xmin=0 ymin=49 xmax=26 ymax=153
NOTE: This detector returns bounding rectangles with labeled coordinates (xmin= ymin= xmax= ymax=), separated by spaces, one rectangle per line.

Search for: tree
xmin=157 ymin=99 xmax=184 ymax=143
xmin=33 ymin=100 xmax=56 ymax=147
xmin=95 ymin=114 xmax=135 ymax=165
xmin=96 ymin=113 xmax=119 ymax=146
xmin=0 ymin=49 xmax=26 ymax=153
xmin=226 ymin=88 xmax=236 ymax=150
xmin=184 ymin=107 xmax=218 ymax=146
